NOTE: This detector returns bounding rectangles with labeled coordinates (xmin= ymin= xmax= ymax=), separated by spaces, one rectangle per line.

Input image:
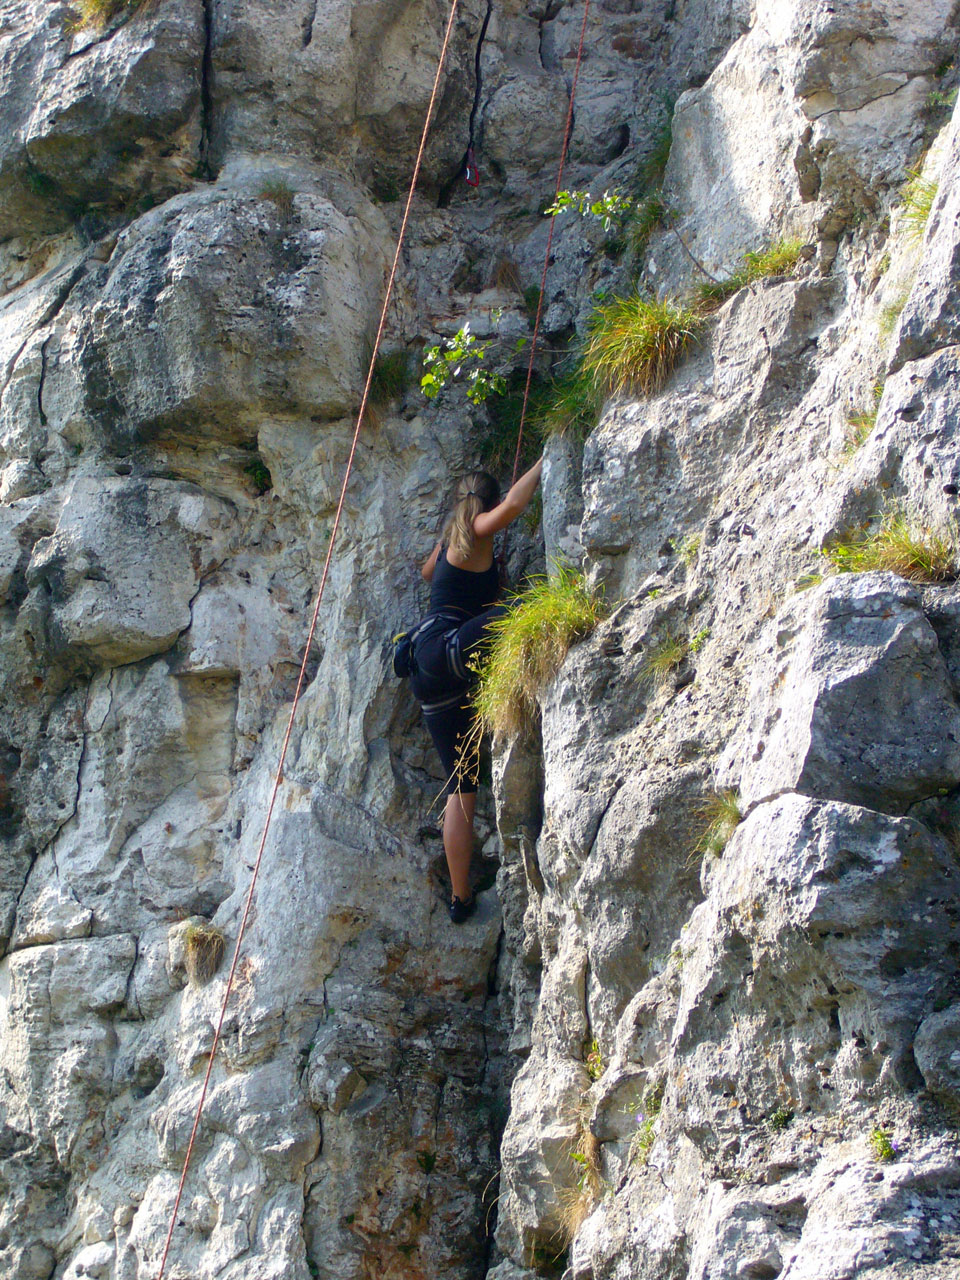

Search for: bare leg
xmin=443 ymin=791 xmax=476 ymax=901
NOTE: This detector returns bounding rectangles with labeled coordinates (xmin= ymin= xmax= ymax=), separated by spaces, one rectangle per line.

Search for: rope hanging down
xmin=154 ymin=2 xmax=462 ymax=1275
xmin=509 ymin=0 xmax=591 ymax=488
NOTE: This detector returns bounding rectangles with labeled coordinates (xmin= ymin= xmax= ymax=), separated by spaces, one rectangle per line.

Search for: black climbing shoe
xmin=449 ymin=894 xmax=477 ymax=924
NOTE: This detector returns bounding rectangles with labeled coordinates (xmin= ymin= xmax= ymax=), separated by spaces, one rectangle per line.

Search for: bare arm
xmin=421 ymin=540 xmax=441 ymax=582
xmin=473 ymin=456 xmax=544 ymax=539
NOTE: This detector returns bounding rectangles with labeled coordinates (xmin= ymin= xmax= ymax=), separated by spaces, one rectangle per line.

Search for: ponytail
xmin=442 ymin=471 xmax=500 ymax=561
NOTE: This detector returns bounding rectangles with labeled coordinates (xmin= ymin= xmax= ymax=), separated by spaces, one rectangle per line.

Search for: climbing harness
xmin=155 ymin=0 xmax=591 ymax=1273
xmin=154 ymin=3 xmax=463 ymax=1276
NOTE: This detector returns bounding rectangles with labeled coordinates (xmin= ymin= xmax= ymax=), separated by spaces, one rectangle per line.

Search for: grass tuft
xmin=558 ymin=1127 xmax=602 ymax=1243
xmin=900 ymin=165 xmax=938 ymax=243
xmin=696 ymin=239 xmax=805 ymax=311
xmin=474 ymin=565 xmax=605 ymax=739
xmin=823 ymin=506 xmax=958 ymax=584
xmin=581 ymin=294 xmax=704 ymax=397
xmin=73 ymin=0 xmax=140 ymax=28
xmin=641 ymin=629 xmax=689 ymax=690
xmin=532 ymin=365 xmax=603 ymax=442
xmin=259 ymin=179 xmax=296 ymax=216
xmin=184 ymin=923 xmax=225 ymax=986
xmin=695 ymin=790 xmax=742 ymax=857
xmin=629 ymin=192 xmax=668 ymax=256
xmin=369 ymin=349 xmax=411 ymax=407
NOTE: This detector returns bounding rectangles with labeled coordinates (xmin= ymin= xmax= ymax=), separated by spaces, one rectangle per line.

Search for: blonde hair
xmin=442 ymin=471 xmax=500 ymax=561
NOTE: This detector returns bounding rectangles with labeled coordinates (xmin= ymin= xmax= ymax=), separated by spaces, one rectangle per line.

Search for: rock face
xmin=1 ymin=2 xmax=960 ymax=1280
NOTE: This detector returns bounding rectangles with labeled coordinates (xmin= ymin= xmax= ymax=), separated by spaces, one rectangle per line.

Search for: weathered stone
xmin=915 ymin=1004 xmax=960 ymax=1110
xmin=720 ymin=573 xmax=960 ymax=813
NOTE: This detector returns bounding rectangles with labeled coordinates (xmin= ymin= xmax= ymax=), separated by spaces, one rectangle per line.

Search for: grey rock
xmin=720 ymin=573 xmax=960 ymax=814
xmin=915 ymin=1005 xmax=960 ymax=1109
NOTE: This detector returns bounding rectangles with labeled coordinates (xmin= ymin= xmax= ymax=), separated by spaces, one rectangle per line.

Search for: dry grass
xmin=823 ymin=505 xmax=958 ymax=583
xmin=581 ymin=294 xmax=704 ymax=397
xmin=492 ymin=257 xmax=524 ymax=294
xmin=259 ymin=179 xmax=296 ymax=215
xmin=900 ymin=165 xmax=938 ymax=242
xmin=73 ymin=0 xmax=140 ymax=28
xmin=640 ymin=629 xmax=689 ymax=690
xmin=184 ymin=923 xmax=225 ymax=986
xmin=473 ymin=565 xmax=605 ymax=740
xmin=558 ymin=1126 xmax=602 ymax=1243
xmin=694 ymin=790 xmax=742 ymax=857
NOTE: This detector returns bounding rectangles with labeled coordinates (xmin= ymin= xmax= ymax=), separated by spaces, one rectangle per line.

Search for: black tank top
xmin=429 ymin=548 xmax=499 ymax=618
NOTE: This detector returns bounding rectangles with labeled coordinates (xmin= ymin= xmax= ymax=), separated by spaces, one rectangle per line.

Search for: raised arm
xmin=473 ymin=456 xmax=543 ymax=539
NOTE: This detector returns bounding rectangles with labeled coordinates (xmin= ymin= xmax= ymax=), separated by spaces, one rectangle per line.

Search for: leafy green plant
xmin=900 ymin=165 xmax=938 ymax=242
xmin=628 ymin=1083 xmax=664 ymax=1166
xmin=244 ymin=456 xmax=273 ymax=495
xmin=696 ymin=239 xmax=805 ymax=311
xmin=532 ymin=365 xmax=603 ymax=442
xmin=420 ymin=323 xmax=517 ymax=405
xmin=370 ymin=172 xmax=400 ymax=203
xmin=925 ymin=86 xmax=958 ymax=115
xmin=479 ymin=370 xmax=546 ymax=473
xmin=522 ymin=285 xmax=542 ymax=319
xmin=415 ymin=1150 xmax=437 ymax=1175
xmin=581 ymin=294 xmax=704 ymax=397
xmin=583 ymin=1038 xmax=604 ymax=1082
xmin=258 ymin=178 xmax=296 ymax=215
xmin=546 ymin=187 xmax=634 ymax=232
xmin=869 ymin=1125 xmax=899 ymax=1163
xmin=369 ymin=349 xmax=411 ymax=407
xmin=674 ymin=532 xmax=702 ymax=567
xmin=689 ymin=627 xmax=711 ymax=654
xmin=768 ymin=1106 xmax=794 ymax=1132
xmin=183 ymin=923 xmax=225 ymax=986
xmin=473 ymin=564 xmax=605 ymax=739
xmin=823 ymin=506 xmax=958 ymax=584
xmin=641 ymin=629 xmax=689 ymax=690
xmin=695 ymin=790 xmax=742 ymax=857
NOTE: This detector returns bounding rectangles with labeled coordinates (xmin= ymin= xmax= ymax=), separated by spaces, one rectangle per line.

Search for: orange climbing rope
xmin=154 ymin=2 xmax=462 ymax=1275
xmin=510 ymin=0 xmax=591 ymax=488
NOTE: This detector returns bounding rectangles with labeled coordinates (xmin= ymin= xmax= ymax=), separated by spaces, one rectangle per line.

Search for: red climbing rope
xmin=509 ymin=0 xmax=591 ymax=488
xmin=154 ymin=3 xmax=462 ymax=1275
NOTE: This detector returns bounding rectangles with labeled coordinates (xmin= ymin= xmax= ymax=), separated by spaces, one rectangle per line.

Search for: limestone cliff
xmin=0 ymin=3 xmax=959 ymax=1279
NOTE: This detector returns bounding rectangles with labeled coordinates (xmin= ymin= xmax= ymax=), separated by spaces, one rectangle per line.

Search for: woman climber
xmin=412 ymin=456 xmax=544 ymax=923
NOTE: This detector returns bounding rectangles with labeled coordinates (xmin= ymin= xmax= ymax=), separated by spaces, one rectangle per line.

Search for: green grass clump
xmin=73 ymin=0 xmax=139 ymax=28
xmin=244 ymin=456 xmax=273 ymax=495
xmin=259 ymin=179 xmax=296 ymax=216
xmin=479 ymin=371 xmax=545 ymax=474
xmin=532 ymin=365 xmax=603 ymax=442
xmin=474 ymin=565 xmax=605 ymax=739
xmin=823 ymin=506 xmax=958 ymax=583
xmin=696 ymin=239 xmax=805 ymax=310
xmin=640 ymin=100 xmax=674 ymax=188
xmin=695 ymin=790 xmax=742 ymax=857
xmin=581 ymin=294 xmax=704 ymax=397
xmin=900 ymin=165 xmax=938 ymax=242
xmin=369 ymin=349 xmax=411 ymax=406
xmin=641 ymin=629 xmax=689 ymax=689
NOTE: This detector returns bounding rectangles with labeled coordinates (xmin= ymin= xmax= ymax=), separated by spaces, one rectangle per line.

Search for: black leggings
xmin=410 ymin=607 xmax=505 ymax=795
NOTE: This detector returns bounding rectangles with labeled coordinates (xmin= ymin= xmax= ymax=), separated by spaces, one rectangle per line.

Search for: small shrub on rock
xmin=533 ymin=365 xmax=603 ymax=442
xmin=369 ymin=349 xmax=411 ymax=407
xmin=869 ymin=1125 xmax=899 ymax=1163
xmin=581 ymin=294 xmax=704 ymax=397
xmin=473 ymin=564 xmax=605 ymax=739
